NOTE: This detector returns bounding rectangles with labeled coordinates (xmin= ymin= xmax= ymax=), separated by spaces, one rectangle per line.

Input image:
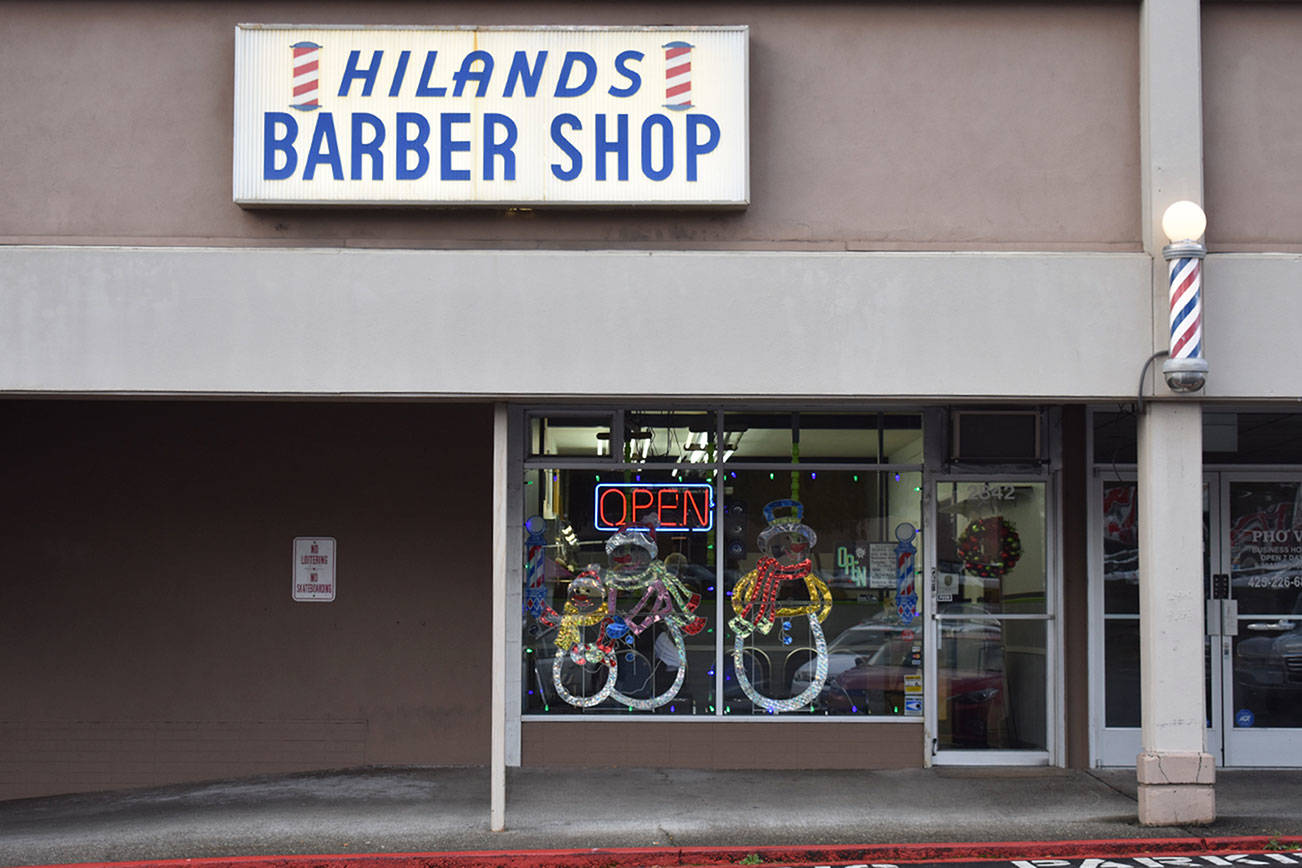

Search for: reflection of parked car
xmin=793 ymin=604 xmax=996 ymax=697
xmin=818 ymin=622 xmax=1005 ymax=747
xmin=1235 ymin=593 xmax=1302 ymax=721
xmin=789 ymin=608 xmax=907 ymax=696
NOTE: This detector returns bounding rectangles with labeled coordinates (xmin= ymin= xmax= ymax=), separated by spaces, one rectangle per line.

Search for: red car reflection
xmin=819 ymin=627 xmax=1008 ymax=748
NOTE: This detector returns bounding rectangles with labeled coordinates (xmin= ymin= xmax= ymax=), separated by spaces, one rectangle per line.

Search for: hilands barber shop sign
xmin=233 ymin=25 xmax=748 ymax=206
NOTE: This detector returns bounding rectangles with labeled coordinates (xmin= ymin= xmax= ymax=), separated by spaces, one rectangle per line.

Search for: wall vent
xmin=951 ymin=410 xmax=1041 ymax=462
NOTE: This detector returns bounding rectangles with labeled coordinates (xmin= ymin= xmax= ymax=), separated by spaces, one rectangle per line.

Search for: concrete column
xmin=1140 ymin=0 xmax=1205 ymax=254
xmin=1136 ymin=404 xmax=1214 ymax=823
xmin=490 ymin=403 xmax=508 ymax=831
xmin=1137 ymin=1 xmax=1212 ymax=823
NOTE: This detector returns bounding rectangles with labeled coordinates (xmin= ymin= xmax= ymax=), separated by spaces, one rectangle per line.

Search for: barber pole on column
xmin=290 ymin=41 xmax=321 ymax=111
xmin=1159 ymin=200 xmax=1208 ymax=392
xmin=1168 ymin=254 xmax=1202 ymax=362
xmin=663 ymin=41 xmax=694 ymax=111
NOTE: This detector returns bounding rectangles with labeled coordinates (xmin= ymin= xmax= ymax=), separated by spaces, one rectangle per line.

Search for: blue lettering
xmin=550 ymin=114 xmax=582 ymax=181
xmin=640 ymin=114 xmax=672 ymax=181
xmin=555 ymin=51 xmax=596 ymax=97
xmin=351 ymin=113 xmax=385 ymax=181
xmin=302 ymin=112 xmax=343 ymax=180
xmin=595 ymin=113 xmax=628 ymax=182
xmin=441 ymin=112 xmax=471 ymax=181
xmin=263 ymin=112 xmax=298 ymax=180
xmin=416 ymin=52 xmax=447 ymax=97
xmin=338 ymin=50 xmax=382 ymax=97
xmin=396 ymin=112 xmax=431 ymax=180
xmin=503 ymin=50 xmax=547 ymax=97
xmin=483 ymin=114 xmax=517 ymax=181
xmin=686 ymin=114 xmax=720 ymax=182
xmin=388 ymin=50 xmax=411 ymax=97
xmin=452 ymin=50 xmax=494 ymax=98
xmin=608 ymin=50 xmax=643 ymax=97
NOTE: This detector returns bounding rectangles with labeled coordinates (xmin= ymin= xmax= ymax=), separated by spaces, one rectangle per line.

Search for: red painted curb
xmin=20 ymin=837 xmax=1302 ymax=868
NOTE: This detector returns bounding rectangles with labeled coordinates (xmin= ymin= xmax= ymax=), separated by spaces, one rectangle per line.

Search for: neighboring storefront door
xmin=929 ymin=478 xmax=1054 ymax=764
xmin=1215 ymin=474 xmax=1302 ymax=766
xmin=1095 ymin=472 xmax=1302 ymax=767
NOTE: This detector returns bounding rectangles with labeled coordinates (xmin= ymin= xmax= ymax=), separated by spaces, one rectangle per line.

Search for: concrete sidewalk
xmin=1 ymin=766 xmax=1301 ymax=867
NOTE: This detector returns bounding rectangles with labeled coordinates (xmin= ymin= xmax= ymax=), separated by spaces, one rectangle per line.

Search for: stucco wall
xmin=0 ymin=400 xmax=493 ymax=799
xmin=0 ymin=247 xmax=1153 ymax=400
xmin=0 ymin=1 xmax=1139 ymax=250
xmin=1203 ymin=3 xmax=1302 ymax=252
xmin=1202 ymin=254 xmax=1302 ymax=399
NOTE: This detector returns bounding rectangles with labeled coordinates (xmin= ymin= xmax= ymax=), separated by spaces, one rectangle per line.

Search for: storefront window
xmin=623 ymin=409 xmax=715 ymax=464
xmin=522 ymin=466 xmax=716 ymax=714
xmin=529 ymin=413 xmax=614 ymax=458
xmin=722 ymin=412 xmax=923 ymax=463
xmin=725 ymin=469 xmax=923 ymax=715
xmin=521 ymin=408 xmax=923 ymax=718
xmin=1093 ymin=410 xmax=1302 ymax=466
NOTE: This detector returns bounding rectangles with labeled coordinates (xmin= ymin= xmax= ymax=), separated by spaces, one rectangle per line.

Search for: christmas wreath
xmin=956 ymin=516 xmax=1023 ymax=579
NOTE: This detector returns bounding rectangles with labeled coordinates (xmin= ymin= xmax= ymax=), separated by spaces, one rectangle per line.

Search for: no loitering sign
xmin=293 ymin=537 xmax=337 ymax=602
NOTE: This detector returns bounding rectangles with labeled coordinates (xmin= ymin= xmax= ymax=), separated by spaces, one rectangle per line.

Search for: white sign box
xmin=293 ymin=537 xmax=336 ymax=602
xmin=234 ymin=25 xmax=749 ymax=206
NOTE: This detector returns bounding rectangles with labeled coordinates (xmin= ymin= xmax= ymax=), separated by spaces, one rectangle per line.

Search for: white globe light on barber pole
xmin=291 ymin=41 xmax=321 ymax=112
xmin=663 ymin=41 xmax=694 ymax=111
xmin=1161 ymin=199 xmax=1207 ymax=244
xmin=1160 ymin=200 xmax=1208 ymax=393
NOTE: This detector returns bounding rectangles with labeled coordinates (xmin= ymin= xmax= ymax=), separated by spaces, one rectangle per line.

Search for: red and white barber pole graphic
xmin=290 ymin=41 xmax=321 ymax=111
xmin=663 ymin=41 xmax=694 ymax=110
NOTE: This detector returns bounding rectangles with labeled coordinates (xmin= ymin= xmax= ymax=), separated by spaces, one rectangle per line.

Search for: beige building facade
xmin=3 ymin=1 xmax=1302 ymax=826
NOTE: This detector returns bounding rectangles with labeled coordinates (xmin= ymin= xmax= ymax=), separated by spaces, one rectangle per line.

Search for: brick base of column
xmin=1136 ymin=751 xmax=1216 ymax=825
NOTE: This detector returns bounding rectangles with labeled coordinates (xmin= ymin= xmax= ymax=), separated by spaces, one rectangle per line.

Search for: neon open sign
xmin=594 ymin=483 xmax=714 ymax=533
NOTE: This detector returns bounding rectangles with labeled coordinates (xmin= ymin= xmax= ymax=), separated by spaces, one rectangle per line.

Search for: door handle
xmin=1247 ymin=620 xmax=1295 ymax=631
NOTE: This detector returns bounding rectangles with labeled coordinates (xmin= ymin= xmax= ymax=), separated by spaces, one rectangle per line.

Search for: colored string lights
xmin=733 ymin=614 xmax=829 ymax=713
xmin=543 ymin=519 xmax=706 ymax=710
xmin=728 ymin=500 xmax=833 ymax=712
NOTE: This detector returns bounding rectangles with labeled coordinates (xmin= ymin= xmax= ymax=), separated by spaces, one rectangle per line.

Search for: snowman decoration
xmin=729 ymin=499 xmax=833 ymax=712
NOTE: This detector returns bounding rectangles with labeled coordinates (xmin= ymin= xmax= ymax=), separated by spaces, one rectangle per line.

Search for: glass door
xmin=929 ymin=479 xmax=1053 ymax=763
xmin=1218 ymin=474 xmax=1302 ymax=766
xmin=1093 ymin=472 xmax=1302 ymax=768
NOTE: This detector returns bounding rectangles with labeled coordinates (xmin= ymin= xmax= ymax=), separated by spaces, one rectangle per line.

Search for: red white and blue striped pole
xmin=1160 ymin=200 xmax=1208 ymax=392
xmin=1167 ymin=251 xmax=1202 ymax=360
